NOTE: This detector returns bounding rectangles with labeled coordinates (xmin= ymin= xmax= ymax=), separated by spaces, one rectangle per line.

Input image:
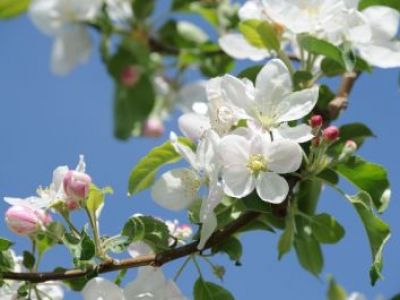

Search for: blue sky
xmin=1 ymin=11 xmax=400 ymax=300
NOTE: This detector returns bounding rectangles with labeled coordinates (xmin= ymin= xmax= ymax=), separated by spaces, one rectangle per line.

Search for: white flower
xmin=29 ymin=0 xmax=102 ymax=75
xmin=4 ymin=155 xmax=88 ymax=210
xmin=218 ymin=59 xmax=318 ymax=142
xmin=347 ymin=292 xmax=366 ymax=300
xmin=353 ymin=6 xmax=400 ymax=68
xmin=105 ymin=0 xmax=133 ymax=25
xmin=0 ymin=251 xmax=64 ymax=300
xmin=218 ymin=129 xmax=302 ymax=203
xmin=83 ymin=267 xmax=186 ymax=300
xmin=165 ymin=220 xmax=193 ymax=241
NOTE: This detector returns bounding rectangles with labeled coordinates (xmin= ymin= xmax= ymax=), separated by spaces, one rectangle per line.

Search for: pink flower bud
xmin=5 ymin=206 xmax=52 ymax=236
xmin=63 ymin=170 xmax=91 ymax=202
xmin=310 ymin=115 xmax=323 ymax=128
xmin=121 ymin=65 xmax=140 ymax=87
xmin=323 ymin=126 xmax=340 ymax=141
xmin=142 ymin=118 xmax=165 ymax=137
xmin=344 ymin=140 xmax=357 ymax=151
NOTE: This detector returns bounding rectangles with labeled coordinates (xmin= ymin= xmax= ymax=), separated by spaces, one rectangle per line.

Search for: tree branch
xmin=0 ymin=71 xmax=360 ymax=285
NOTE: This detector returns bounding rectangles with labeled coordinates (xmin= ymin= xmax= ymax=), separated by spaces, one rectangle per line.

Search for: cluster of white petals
xmin=151 ymin=59 xmax=317 ymax=248
xmin=220 ymin=0 xmax=400 ymax=68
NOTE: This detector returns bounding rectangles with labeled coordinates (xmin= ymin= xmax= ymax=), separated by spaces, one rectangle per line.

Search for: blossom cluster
xmin=220 ymin=0 xmax=400 ymax=68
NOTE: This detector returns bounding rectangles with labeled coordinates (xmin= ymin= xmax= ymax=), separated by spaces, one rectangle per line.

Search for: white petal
xmin=220 ymin=74 xmax=255 ymax=114
xmin=273 ymin=124 xmax=314 ymax=143
xmin=178 ymin=112 xmax=210 ymax=140
xmin=52 ymin=165 xmax=69 ymax=191
xmin=29 ymin=0 xmax=63 ymax=35
xmin=4 ymin=196 xmax=51 ymax=209
xmin=198 ymin=183 xmax=224 ymax=249
xmin=163 ymin=281 xmax=187 ymax=300
xmin=363 ymin=6 xmax=400 ymax=39
xmin=177 ymin=81 xmax=208 ymax=113
xmin=255 ymin=59 xmax=292 ymax=115
xmin=151 ymin=169 xmax=199 ymax=211
xmin=83 ymin=277 xmax=124 ymax=300
xmin=275 ymin=86 xmax=319 ymax=123
xmin=219 ymin=33 xmax=269 ymax=61
xmin=36 ymin=282 xmax=64 ymax=300
xmin=128 ymin=241 xmax=153 ymax=258
xmin=124 ymin=267 xmax=165 ymax=298
xmin=256 ymin=173 xmax=289 ymax=204
xmin=239 ymin=0 xmax=265 ymax=20
xmin=170 ymin=133 xmax=198 ymax=169
xmin=265 ymin=140 xmax=303 ymax=174
xmin=51 ymin=26 xmax=92 ymax=75
xmin=358 ymin=42 xmax=400 ymax=68
xmin=75 ymin=154 xmax=87 ymax=173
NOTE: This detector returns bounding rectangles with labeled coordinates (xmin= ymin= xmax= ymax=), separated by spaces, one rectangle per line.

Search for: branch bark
xmin=1 ymin=73 xmax=360 ymax=284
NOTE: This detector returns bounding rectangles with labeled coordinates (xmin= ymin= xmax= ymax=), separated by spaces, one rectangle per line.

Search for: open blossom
xmin=5 ymin=205 xmax=52 ymax=236
xmin=29 ymin=0 xmax=102 ymax=74
xmin=218 ymin=59 xmax=318 ymax=142
xmin=218 ymin=129 xmax=302 ymax=203
xmin=4 ymin=155 xmax=90 ymax=211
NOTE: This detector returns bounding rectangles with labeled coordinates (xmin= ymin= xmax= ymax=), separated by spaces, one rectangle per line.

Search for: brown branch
xmin=1 ymin=66 xmax=361 ymax=285
xmin=328 ymin=71 xmax=360 ymax=120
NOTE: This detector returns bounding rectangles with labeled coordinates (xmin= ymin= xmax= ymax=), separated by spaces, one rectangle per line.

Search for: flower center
xmin=247 ymin=154 xmax=268 ymax=174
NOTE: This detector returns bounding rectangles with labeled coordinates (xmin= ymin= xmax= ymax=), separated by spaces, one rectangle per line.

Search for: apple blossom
xmin=63 ymin=170 xmax=92 ymax=202
xmin=310 ymin=115 xmax=323 ymax=128
xmin=218 ymin=129 xmax=303 ymax=203
xmin=217 ymin=59 xmax=319 ymax=142
xmin=29 ymin=0 xmax=102 ymax=75
xmin=5 ymin=205 xmax=52 ymax=236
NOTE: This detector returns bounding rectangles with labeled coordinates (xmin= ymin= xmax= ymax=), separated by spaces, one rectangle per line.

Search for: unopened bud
xmin=121 ymin=65 xmax=140 ymax=87
xmin=5 ymin=206 xmax=52 ymax=236
xmin=323 ymin=126 xmax=340 ymax=141
xmin=310 ymin=115 xmax=323 ymax=128
xmin=342 ymin=140 xmax=357 ymax=156
xmin=142 ymin=118 xmax=165 ymax=137
xmin=63 ymin=170 xmax=92 ymax=203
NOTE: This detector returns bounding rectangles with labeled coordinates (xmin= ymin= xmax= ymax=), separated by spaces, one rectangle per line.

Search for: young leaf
xmin=0 ymin=238 xmax=13 ymax=251
xmin=358 ymin=0 xmax=400 ymax=12
xmin=237 ymin=65 xmax=263 ymax=82
xmin=128 ymin=138 xmax=194 ymax=195
xmin=22 ymin=251 xmax=35 ymax=270
xmin=311 ymin=214 xmax=345 ymax=244
xmin=296 ymin=179 xmax=322 ymax=215
xmin=278 ymin=203 xmax=295 ymax=259
xmin=294 ymin=235 xmax=323 ymax=277
xmin=212 ymin=236 xmax=243 ymax=263
xmin=346 ymin=192 xmax=391 ymax=285
xmin=133 ymin=0 xmax=155 ymax=19
xmin=299 ymin=35 xmax=344 ymax=66
xmin=239 ymin=19 xmax=280 ymax=51
xmin=0 ymin=0 xmax=30 ymax=20
xmin=338 ymin=123 xmax=375 ymax=146
xmin=193 ymin=277 xmax=235 ymax=300
xmin=121 ymin=215 xmax=170 ymax=252
xmin=336 ymin=156 xmax=390 ymax=213
xmin=327 ymin=277 xmax=347 ymax=300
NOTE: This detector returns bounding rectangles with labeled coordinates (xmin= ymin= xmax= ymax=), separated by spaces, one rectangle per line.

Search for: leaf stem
xmin=173 ymin=256 xmax=191 ymax=282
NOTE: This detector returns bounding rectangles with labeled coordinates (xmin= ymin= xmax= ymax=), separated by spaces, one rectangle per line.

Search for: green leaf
xmin=311 ymin=214 xmax=345 ymax=244
xmin=86 ymin=185 xmax=112 ymax=216
xmin=188 ymin=3 xmax=219 ymax=27
xmin=296 ymin=179 xmax=322 ymax=215
xmin=293 ymin=71 xmax=313 ymax=89
xmin=278 ymin=204 xmax=295 ymax=259
xmin=238 ymin=65 xmax=263 ymax=82
xmin=114 ymin=76 xmax=155 ymax=140
xmin=133 ymin=0 xmax=155 ymax=19
xmin=358 ymin=0 xmax=400 ymax=12
xmin=317 ymin=169 xmax=339 ymax=185
xmin=299 ymin=35 xmax=344 ymax=66
xmin=35 ymin=222 xmax=65 ymax=255
xmin=346 ymin=192 xmax=391 ymax=285
xmin=128 ymin=138 xmax=194 ymax=195
xmin=22 ymin=251 xmax=35 ymax=270
xmin=0 ymin=0 xmax=30 ymax=19
xmin=193 ymin=277 xmax=235 ymax=300
xmin=80 ymin=232 xmax=96 ymax=261
xmin=212 ymin=236 xmax=243 ymax=263
xmin=121 ymin=215 xmax=170 ymax=252
xmin=0 ymin=250 xmax=14 ymax=272
xmin=336 ymin=156 xmax=390 ymax=212
xmin=317 ymin=85 xmax=335 ymax=110
xmin=321 ymin=56 xmax=372 ymax=77
xmin=338 ymin=123 xmax=375 ymax=146
xmin=0 ymin=238 xmax=13 ymax=251
xmin=63 ymin=229 xmax=95 ymax=264
xmin=327 ymin=277 xmax=347 ymax=300
xmin=239 ymin=19 xmax=280 ymax=51
xmin=200 ymin=53 xmax=234 ymax=77
xmin=294 ymin=235 xmax=323 ymax=277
